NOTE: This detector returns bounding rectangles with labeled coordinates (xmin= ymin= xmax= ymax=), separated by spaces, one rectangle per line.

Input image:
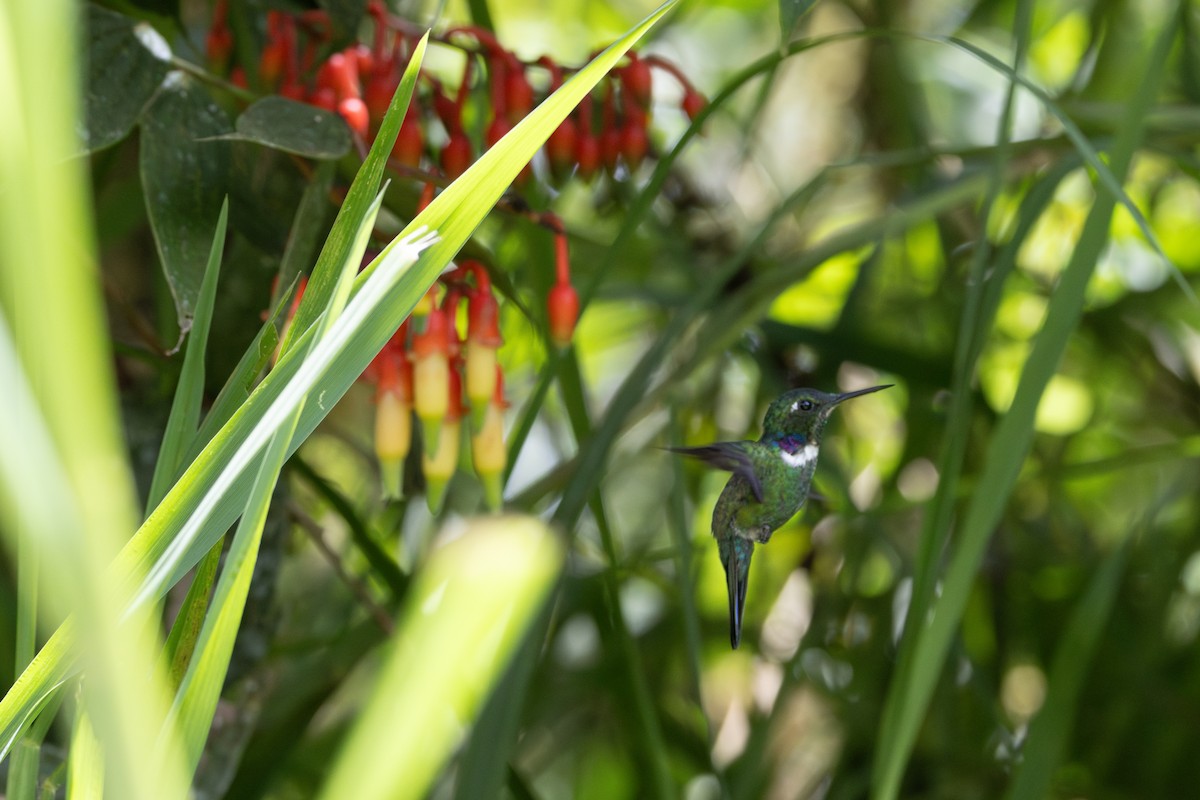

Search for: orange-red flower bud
xmin=622 ymin=58 xmax=653 ymax=108
xmin=682 ymin=89 xmax=706 ymax=122
xmin=620 ymin=122 xmax=648 ymax=169
xmin=391 ymin=106 xmax=424 ymax=167
xmin=441 ymin=131 xmax=472 ymax=179
xmin=548 ymin=234 xmax=578 ymax=347
xmin=600 ymin=127 xmax=621 ymax=174
xmin=576 ymin=130 xmax=600 ymax=180
xmin=338 ymin=97 xmax=369 ymax=136
xmin=547 ymin=117 xmax=577 ymax=177
xmin=548 ymin=283 xmax=579 ymax=347
xmin=309 ymin=86 xmax=337 ymax=112
xmin=505 ymin=67 xmax=534 ymax=123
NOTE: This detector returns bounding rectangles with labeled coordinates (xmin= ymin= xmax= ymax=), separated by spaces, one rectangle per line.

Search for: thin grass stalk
xmin=869 ymin=17 xmax=1178 ymax=800
xmin=875 ymin=0 xmax=1035 ymax=771
xmin=558 ymin=352 xmax=675 ymax=798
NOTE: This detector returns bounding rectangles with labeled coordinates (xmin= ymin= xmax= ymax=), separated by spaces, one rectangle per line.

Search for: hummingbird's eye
xmin=799 ymin=399 xmax=814 ymax=411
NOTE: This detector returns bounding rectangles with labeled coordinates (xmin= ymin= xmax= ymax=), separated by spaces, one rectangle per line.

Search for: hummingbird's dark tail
xmin=722 ymin=538 xmax=754 ymax=649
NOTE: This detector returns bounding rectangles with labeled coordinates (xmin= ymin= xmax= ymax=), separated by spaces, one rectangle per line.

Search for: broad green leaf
xmin=139 ymin=71 xmax=231 ymax=335
xmin=83 ymin=4 xmax=170 ymax=152
xmin=145 ymin=198 xmax=228 ymax=515
xmin=869 ymin=19 xmax=1175 ymax=800
xmin=67 ymin=703 xmax=103 ymax=800
xmin=217 ymin=97 xmax=351 ymax=159
xmin=318 ymin=516 xmax=562 ymax=800
xmin=0 ymin=0 xmax=677 ymax=760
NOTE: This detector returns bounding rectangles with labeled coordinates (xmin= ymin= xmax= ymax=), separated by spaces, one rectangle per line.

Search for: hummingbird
xmin=670 ymin=384 xmax=891 ymax=648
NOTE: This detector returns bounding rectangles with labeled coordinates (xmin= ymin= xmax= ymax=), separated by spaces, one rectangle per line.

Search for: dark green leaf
xmin=219 ymin=97 xmax=351 ymax=160
xmin=139 ymin=71 xmax=231 ymax=335
xmin=83 ymin=4 xmax=170 ymax=153
xmin=317 ymin=0 xmax=367 ymax=42
xmin=779 ymin=0 xmax=819 ymax=41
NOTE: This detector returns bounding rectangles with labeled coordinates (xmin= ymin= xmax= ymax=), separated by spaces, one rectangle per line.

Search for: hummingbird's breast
xmin=712 ymin=443 xmax=820 ymax=544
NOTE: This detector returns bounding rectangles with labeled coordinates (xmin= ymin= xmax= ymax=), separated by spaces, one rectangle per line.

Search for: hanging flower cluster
xmin=204 ymin=0 xmax=706 ymax=183
xmin=220 ymin=1 xmax=704 ymax=510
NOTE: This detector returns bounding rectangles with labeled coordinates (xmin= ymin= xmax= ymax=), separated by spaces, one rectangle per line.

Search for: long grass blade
xmin=1003 ymin=539 xmax=1131 ymax=799
xmin=145 ymin=198 xmax=229 ymax=515
xmin=166 ymin=190 xmax=386 ymax=777
xmin=317 ymin=516 xmax=562 ymax=800
xmin=870 ymin=18 xmax=1177 ymax=800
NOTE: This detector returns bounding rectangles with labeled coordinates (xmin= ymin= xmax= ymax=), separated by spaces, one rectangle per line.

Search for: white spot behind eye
xmin=790 ymin=402 xmax=798 ymax=412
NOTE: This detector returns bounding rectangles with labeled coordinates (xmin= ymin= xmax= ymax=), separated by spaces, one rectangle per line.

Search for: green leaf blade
xmin=219 ymin=97 xmax=352 ymax=159
xmin=139 ymin=72 xmax=231 ymax=335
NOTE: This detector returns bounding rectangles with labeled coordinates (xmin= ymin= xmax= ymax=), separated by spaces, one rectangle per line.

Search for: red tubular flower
xmin=547 ymin=117 xmax=578 ymax=177
xmin=575 ymin=95 xmax=600 ymax=180
xmin=620 ymin=105 xmax=649 ymax=169
xmin=622 ymin=55 xmax=653 ymax=108
xmin=206 ymin=0 xmax=232 ymax=70
xmin=351 ymin=43 xmax=374 ymax=79
xmin=338 ymin=97 xmax=370 ymax=136
xmin=600 ymin=84 xmax=620 ymax=173
xmin=441 ymin=131 xmax=472 ymax=178
xmin=505 ymin=61 xmax=534 ymax=123
xmin=365 ymin=52 xmax=400 ymax=123
xmin=309 ymin=86 xmax=336 ymax=112
xmin=373 ymin=325 xmax=413 ymax=499
xmin=682 ymin=89 xmax=706 ymax=122
xmin=411 ymin=300 xmax=450 ymax=454
xmin=392 ymin=105 xmax=424 ymax=166
xmin=422 ymin=364 xmax=463 ymax=514
xmin=325 ymin=52 xmax=361 ymax=100
xmin=422 ymin=292 xmax=464 ymax=514
xmin=462 ymin=261 xmax=503 ymax=428
xmin=471 ymin=366 xmax=507 ymax=511
xmin=548 ymin=233 xmax=579 ymax=347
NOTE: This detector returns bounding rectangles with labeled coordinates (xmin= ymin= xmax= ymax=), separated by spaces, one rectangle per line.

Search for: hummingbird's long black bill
xmin=833 ymin=383 xmax=893 ymax=404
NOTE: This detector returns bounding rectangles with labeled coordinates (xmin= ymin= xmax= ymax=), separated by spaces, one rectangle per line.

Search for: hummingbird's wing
xmin=666 ymin=441 xmax=764 ymax=503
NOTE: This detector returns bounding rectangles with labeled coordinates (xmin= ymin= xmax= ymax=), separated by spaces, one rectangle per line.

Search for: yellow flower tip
xmin=424 ymin=475 xmax=449 ymax=514
xmin=420 ymin=416 xmax=442 ymax=453
xmin=471 ymin=404 xmax=506 ymax=474
xmin=469 ymin=403 xmax=488 ymax=431
xmin=374 ymin=392 xmax=412 ymax=462
xmin=479 ymin=471 xmax=504 ymax=512
xmin=379 ymin=458 xmax=404 ymax=500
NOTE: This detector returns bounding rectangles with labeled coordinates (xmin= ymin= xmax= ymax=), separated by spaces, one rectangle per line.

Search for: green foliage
xmin=3 ymin=0 xmax=1200 ymax=798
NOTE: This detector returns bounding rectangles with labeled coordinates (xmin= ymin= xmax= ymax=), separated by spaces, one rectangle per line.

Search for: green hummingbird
xmin=671 ymin=384 xmax=891 ymax=648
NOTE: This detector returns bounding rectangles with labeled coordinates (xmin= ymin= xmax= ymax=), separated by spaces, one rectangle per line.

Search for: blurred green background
xmin=5 ymin=0 xmax=1200 ymax=798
